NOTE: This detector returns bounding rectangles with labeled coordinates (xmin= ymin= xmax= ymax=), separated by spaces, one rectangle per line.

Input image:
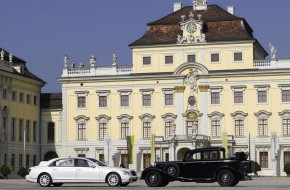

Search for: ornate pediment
xmin=177 ymin=12 xmax=206 ymax=44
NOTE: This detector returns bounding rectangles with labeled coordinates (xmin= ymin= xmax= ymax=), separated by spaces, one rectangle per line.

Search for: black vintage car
xmin=141 ymin=147 xmax=254 ymax=187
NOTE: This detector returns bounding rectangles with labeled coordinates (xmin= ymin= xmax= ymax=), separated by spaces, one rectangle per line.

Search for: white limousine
xmin=26 ymin=157 xmax=138 ymax=187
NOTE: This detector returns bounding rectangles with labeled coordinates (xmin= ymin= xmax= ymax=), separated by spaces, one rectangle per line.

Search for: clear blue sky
xmin=1 ymin=0 xmax=289 ymax=93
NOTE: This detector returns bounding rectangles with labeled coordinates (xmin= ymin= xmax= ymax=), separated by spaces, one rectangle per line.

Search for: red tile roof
xmin=129 ymin=5 xmax=256 ymax=46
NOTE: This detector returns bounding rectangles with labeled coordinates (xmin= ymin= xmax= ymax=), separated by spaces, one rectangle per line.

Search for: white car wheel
xmin=38 ymin=173 xmax=52 ymax=187
xmin=107 ymin=173 xmax=121 ymax=187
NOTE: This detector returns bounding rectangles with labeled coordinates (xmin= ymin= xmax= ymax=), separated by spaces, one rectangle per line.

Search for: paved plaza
xmin=0 ymin=177 xmax=290 ymax=190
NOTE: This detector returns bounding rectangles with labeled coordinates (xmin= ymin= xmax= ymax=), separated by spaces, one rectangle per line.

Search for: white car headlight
xmin=121 ymin=170 xmax=132 ymax=176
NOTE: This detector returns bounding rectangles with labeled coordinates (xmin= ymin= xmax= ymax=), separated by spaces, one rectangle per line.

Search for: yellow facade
xmin=0 ymin=49 xmax=44 ymax=176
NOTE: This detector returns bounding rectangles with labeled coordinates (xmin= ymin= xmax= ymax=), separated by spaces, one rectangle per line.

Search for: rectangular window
xmin=165 ymin=55 xmax=173 ymax=64
xmin=211 ymin=53 xmax=219 ymax=63
xmin=120 ymin=95 xmax=129 ymax=107
xmin=187 ymin=54 xmax=196 ymax=62
xmin=258 ymin=91 xmax=267 ymax=103
xmin=99 ymin=123 xmax=107 ymax=139
xmin=3 ymin=89 xmax=7 ymax=99
xmin=282 ymin=90 xmax=290 ymax=102
xmin=19 ymin=119 xmax=23 ymax=142
xmin=2 ymin=117 xmax=6 ymax=140
xmin=165 ymin=94 xmax=173 ymax=106
xmin=4 ymin=153 xmax=7 ymax=165
xmin=234 ymin=91 xmax=243 ymax=103
xmin=77 ymin=97 xmax=86 ymax=108
xmin=211 ymin=92 xmax=220 ymax=104
xmin=19 ymin=154 xmax=23 ymax=169
xmin=78 ymin=124 xmax=86 ymax=140
xmin=142 ymin=94 xmax=151 ymax=107
xmin=26 ymin=120 xmax=30 ymax=142
xmin=99 ymin=154 xmax=104 ymax=163
xmin=143 ymin=153 xmax=151 ymax=169
xmin=143 ymin=56 xmax=151 ymax=65
xmin=258 ymin=119 xmax=268 ymax=136
xmin=121 ymin=154 xmax=128 ymax=168
xmin=12 ymin=91 xmax=17 ymax=101
xmin=234 ymin=52 xmax=243 ymax=62
xmin=47 ymin=122 xmax=55 ymax=143
xmin=33 ymin=121 xmax=37 ymax=143
xmin=26 ymin=154 xmax=30 ymax=169
xmin=99 ymin=96 xmax=107 ymax=107
xmin=283 ymin=119 xmax=290 ymax=136
xmin=33 ymin=155 xmax=37 ymax=166
xmin=165 ymin=122 xmax=171 ymax=137
xmin=284 ymin=152 xmax=290 ymax=165
xmin=19 ymin=93 xmax=24 ymax=103
xmin=26 ymin=94 xmax=31 ymax=104
xmin=33 ymin=96 xmax=37 ymax=105
xmin=143 ymin=122 xmax=151 ymax=138
xmin=11 ymin=154 xmax=15 ymax=170
xmin=211 ymin=120 xmax=221 ymax=137
xmin=235 ymin=120 xmax=244 ymax=136
xmin=11 ymin=118 xmax=16 ymax=141
xmin=121 ymin=123 xmax=129 ymax=139
xmin=260 ymin=152 xmax=268 ymax=168
xmin=187 ymin=121 xmax=198 ymax=135
xmin=165 ymin=153 xmax=169 ymax=161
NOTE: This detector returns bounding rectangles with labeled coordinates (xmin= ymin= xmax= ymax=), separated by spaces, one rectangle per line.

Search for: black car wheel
xmin=120 ymin=182 xmax=129 ymax=186
xmin=52 ymin=183 xmax=63 ymax=186
xmin=145 ymin=171 xmax=163 ymax=187
xmin=164 ymin=163 xmax=180 ymax=177
xmin=217 ymin=170 xmax=237 ymax=186
xmin=38 ymin=173 xmax=52 ymax=187
xmin=161 ymin=179 xmax=169 ymax=187
xmin=107 ymin=172 xmax=121 ymax=187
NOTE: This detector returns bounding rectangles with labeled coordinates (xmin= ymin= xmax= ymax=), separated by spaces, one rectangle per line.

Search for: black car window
xmin=55 ymin=158 xmax=74 ymax=167
xmin=192 ymin=152 xmax=201 ymax=160
xmin=77 ymin=159 xmax=89 ymax=167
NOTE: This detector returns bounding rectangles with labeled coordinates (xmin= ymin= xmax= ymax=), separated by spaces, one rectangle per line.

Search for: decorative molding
xmin=138 ymin=113 xmax=156 ymax=120
xmin=254 ymin=110 xmax=272 ymax=117
xmin=208 ymin=111 xmax=225 ymax=118
xmin=173 ymin=62 xmax=208 ymax=75
xmin=95 ymin=114 xmax=111 ymax=121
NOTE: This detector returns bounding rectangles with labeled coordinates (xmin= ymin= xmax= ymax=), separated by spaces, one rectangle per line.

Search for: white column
xmin=175 ymin=86 xmax=185 ymax=135
xmin=61 ymin=86 xmax=68 ymax=157
xmin=199 ymin=80 xmax=208 ymax=135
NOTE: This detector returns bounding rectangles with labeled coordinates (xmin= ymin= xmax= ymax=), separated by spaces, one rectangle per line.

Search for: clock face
xmin=187 ymin=22 xmax=196 ymax=33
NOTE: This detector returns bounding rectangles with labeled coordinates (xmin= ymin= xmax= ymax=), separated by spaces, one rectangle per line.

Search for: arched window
xmin=96 ymin=115 xmax=111 ymax=140
xmin=208 ymin=112 xmax=224 ymax=137
xmin=74 ymin=115 xmax=90 ymax=140
xmin=161 ymin=113 xmax=177 ymax=137
xmin=117 ymin=114 xmax=133 ymax=139
xmin=231 ymin=111 xmax=248 ymax=137
xmin=255 ymin=110 xmax=271 ymax=137
xmin=139 ymin=114 xmax=155 ymax=139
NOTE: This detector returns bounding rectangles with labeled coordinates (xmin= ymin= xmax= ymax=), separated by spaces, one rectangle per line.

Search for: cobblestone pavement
xmin=0 ymin=177 xmax=290 ymax=190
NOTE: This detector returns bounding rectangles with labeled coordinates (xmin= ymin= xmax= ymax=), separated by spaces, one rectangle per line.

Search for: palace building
xmin=3 ymin=0 xmax=290 ymax=177
xmin=0 ymin=48 xmax=45 ymax=175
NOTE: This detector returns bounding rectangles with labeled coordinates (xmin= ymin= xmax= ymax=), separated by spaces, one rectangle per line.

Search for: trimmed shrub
xmin=17 ymin=167 xmax=28 ymax=178
xmin=0 ymin=165 xmax=11 ymax=178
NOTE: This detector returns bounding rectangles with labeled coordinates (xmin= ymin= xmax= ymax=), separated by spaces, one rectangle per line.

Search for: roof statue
xmin=64 ymin=55 xmax=69 ymax=68
xmin=90 ymin=54 xmax=96 ymax=67
xmin=9 ymin=53 xmax=13 ymax=62
xmin=269 ymin=43 xmax=277 ymax=60
xmin=112 ymin=53 xmax=117 ymax=66
xmin=0 ymin=49 xmax=4 ymax=60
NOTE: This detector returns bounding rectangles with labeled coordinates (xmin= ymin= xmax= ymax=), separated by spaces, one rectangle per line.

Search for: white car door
xmin=52 ymin=158 xmax=77 ymax=182
xmin=76 ymin=159 xmax=99 ymax=182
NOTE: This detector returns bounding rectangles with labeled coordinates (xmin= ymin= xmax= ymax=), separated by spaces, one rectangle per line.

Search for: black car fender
xmin=141 ymin=166 xmax=176 ymax=181
xmin=214 ymin=165 xmax=242 ymax=179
